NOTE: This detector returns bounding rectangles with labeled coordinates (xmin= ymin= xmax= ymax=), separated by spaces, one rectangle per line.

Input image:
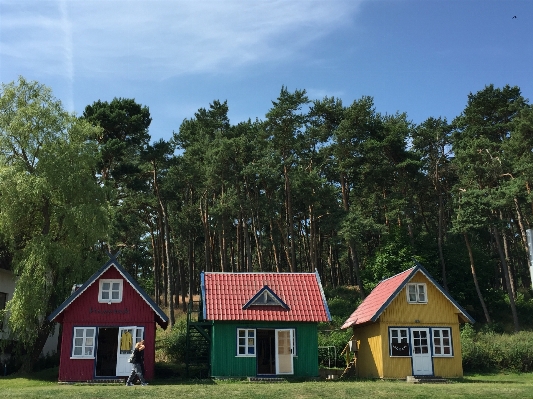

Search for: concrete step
xmin=247 ymin=377 xmax=287 ymax=383
xmin=406 ymin=375 xmax=448 ymax=383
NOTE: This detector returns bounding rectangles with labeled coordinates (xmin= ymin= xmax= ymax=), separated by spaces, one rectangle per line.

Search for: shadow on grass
xmin=2 ymin=366 xmax=60 ymax=382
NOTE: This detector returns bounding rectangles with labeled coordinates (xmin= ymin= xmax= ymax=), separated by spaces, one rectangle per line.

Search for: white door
xmin=116 ymin=326 xmax=144 ymax=376
xmin=275 ymin=329 xmax=294 ymax=375
xmin=411 ymin=328 xmax=432 ymax=375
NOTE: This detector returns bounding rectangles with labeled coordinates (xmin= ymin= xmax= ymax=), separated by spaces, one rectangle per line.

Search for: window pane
xmin=74 ymin=347 xmax=82 ymax=356
xmin=85 ymin=347 xmax=93 ymax=356
xmin=86 ymin=328 xmax=95 ymax=337
xmin=102 ymin=282 xmax=110 ymax=290
xmin=248 ymin=346 xmax=255 ymax=355
xmin=75 ymin=329 xmax=84 ymax=337
xmin=75 ymin=338 xmax=83 ymax=346
xmin=112 ymin=283 xmax=120 ymax=290
xmin=444 ymin=347 xmax=451 ymax=355
xmin=434 ymin=347 xmax=442 ymax=354
xmin=102 ymin=291 xmax=109 ymax=300
xmin=238 ymin=330 xmax=245 ymax=337
xmin=85 ymin=338 xmax=93 ymax=346
xmin=408 ymin=285 xmax=417 ymax=301
xmin=239 ymin=338 xmax=245 ymax=346
xmin=238 ymin=347 xmax=245 ymax=355
xmin=112 ymin=291 xmax=119 ymax=299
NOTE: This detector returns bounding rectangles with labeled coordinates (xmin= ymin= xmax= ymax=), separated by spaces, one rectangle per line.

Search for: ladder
xmin=340 ymin=335 xmax=357 ymax=379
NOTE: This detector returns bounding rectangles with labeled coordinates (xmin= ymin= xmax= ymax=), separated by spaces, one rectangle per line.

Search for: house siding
xmin=380 ymin=273 xmax=462 ymax=325
xmin=352 ymin=322 xmax=382 ymax=378
xmin=57 ymin=267 xmax=158 ymax=381
xmin=210 ymin=321 xmax=318 ymax=378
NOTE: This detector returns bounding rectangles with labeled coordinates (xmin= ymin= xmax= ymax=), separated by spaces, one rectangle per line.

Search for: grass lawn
xmin=3 ymin=368 xmax=533 ymax=399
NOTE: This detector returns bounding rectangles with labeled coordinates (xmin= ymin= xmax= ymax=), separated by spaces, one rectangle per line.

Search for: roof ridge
xmin=204 ymin=271 xmax=317 ymax=275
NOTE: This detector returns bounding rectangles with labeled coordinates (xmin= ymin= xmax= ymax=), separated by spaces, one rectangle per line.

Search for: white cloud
xmin=0 ymin=0 xmax=363 ymax=81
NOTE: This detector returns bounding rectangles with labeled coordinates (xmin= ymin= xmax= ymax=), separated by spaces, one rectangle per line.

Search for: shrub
xmin=158 ymin=319 xmax=188 ymax=363
xmin=461 ymin=325 xmax=533 ymax=372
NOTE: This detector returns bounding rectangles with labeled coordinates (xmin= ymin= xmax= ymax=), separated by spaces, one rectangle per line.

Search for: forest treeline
xmin=1 ymin=77 xmax=533 ymax=369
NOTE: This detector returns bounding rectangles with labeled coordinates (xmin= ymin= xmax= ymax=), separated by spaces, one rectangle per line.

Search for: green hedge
xmin=461 ymin=325 xmax=533 ymax=372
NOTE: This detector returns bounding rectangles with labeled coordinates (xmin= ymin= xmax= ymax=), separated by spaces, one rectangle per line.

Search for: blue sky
xmin=1 ymin=0 xmax=531 ymax=143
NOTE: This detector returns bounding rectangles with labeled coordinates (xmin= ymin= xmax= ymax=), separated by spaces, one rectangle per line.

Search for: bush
xmin=158 ymin=319 xmax=188 ymax=363
xmin=461 ymin=325 xmax=533 ymax=372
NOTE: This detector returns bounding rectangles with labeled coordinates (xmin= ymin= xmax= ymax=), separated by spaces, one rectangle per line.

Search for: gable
xmin=48 ymin=259 xmax=168 ymax=329
xmin=380 ymin=271 xmax=467 ymax=325
xmin=242 ymin=285 xmax=289 ymax=310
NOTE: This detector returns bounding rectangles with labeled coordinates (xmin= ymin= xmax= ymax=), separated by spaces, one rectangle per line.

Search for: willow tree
xmin=0 ymin=77 xmax=108 ymax=370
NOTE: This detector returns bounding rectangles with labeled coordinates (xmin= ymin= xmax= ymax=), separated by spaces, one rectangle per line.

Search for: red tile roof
xmin=202 ymin=272 xmax=331 ymax=322
xmin=341 ymin=263 xmax=474 ymax=329
xmin=341 ymin=268 xmax=413 ymax=329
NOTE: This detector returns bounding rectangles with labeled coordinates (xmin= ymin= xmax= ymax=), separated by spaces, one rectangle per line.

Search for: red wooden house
xmin=48 ymin=256 xmax=168 ymax=382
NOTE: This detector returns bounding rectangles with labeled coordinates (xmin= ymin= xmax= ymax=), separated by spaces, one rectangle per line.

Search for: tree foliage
xmin=0 ymin=77 xmax=108 ymax=369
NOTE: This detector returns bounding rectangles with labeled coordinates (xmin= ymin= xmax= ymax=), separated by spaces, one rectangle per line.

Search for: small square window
xmin=406 ymin=283 xmax=427 ymax=303
xmin=98 ymin=279 xmax=123 ymax=303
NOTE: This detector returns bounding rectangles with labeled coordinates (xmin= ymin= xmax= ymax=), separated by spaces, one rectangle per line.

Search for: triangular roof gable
xmin=242 ymin=285 xmax=290 ymax=310
xmin=47 ymin=258 xmax=169 ymax=329
xmin=341 ymin=262 xmax=474 ymax=329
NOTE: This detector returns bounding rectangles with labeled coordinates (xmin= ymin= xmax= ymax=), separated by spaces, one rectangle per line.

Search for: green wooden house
xmin=196 ymin=271 xmax=331 ymax=378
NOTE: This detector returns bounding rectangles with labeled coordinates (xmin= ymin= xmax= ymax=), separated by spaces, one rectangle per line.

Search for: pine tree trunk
xmin=463 ymin=232 xmax=491 ymax=323
xmin=492 ymin=226 xmax=520 ymax=332
xmin=438 ymin=192 xmax=448 ymax=291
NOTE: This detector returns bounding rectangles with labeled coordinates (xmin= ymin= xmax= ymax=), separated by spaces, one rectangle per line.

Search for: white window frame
xmin=236 ymin=328 xmax=256 ymax=357
xmin=71 ymin=327 xmax=96 ymax=359
xmin=432 ymin=328 xmax=453 ymax=357
xmin=98 ymin=279 xmax=123 ymax=303
xmin=406 ymin=283 xmax=427 ymax=303
xmin=389 ymin=327 xmax=410 ymax=357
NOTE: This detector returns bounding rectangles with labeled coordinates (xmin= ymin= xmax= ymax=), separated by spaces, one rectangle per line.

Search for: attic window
xmin=242 ymin=286 xmax=289 ymax=310
xmin=98 ymin=279 xmax=123 ymax=303
xmin=407 ymin=283 xmax=427 ymax=304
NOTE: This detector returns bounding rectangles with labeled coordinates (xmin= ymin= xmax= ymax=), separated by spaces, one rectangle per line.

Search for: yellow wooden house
xmin=341 ymin=262 xmax=474 ymax=379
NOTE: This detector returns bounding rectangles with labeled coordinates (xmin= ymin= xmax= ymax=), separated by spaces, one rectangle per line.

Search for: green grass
xmin=3 ymin=368 xmax=533 ymax=398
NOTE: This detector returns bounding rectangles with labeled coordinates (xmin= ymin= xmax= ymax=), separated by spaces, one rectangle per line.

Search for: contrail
xmin=59 ymin=0 xmax=74 ymax=112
